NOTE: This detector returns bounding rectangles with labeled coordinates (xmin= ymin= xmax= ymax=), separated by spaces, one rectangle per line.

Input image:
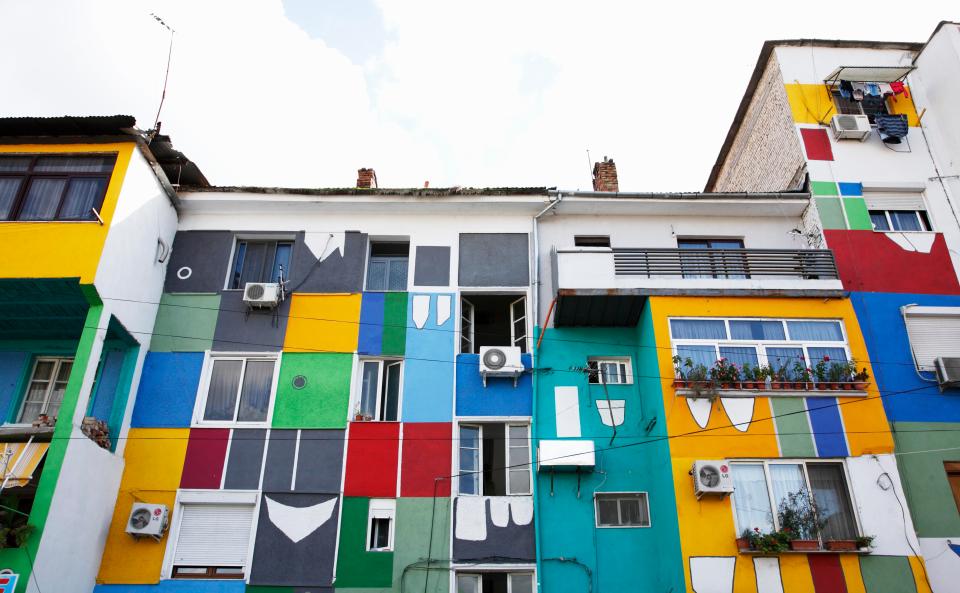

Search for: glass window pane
xmin=808 ymin=464 xmax=858 ymax=540
xmin=769 ymin=464 xmax=811 ymax=537
xmin=237 ymin=360 xmax=274 ymax=422
xmin=459 ymin=426 xmax=480 ymax=495
xmin=359 ymin=361 xmax=380 ymax=419
xmin=786 ymin=321 xmax=844 ymax=341
xmin=18 ymin=178 xmax=66 ymax=220
xmin=55 ymin=360 xmax=73 ymax=382
xmin=457 ymin=575 xmax=480 ymax=593
xmin=890 ymin=211 xmax=923 ymax=232
xmin=238 ymin=242 xmax=267 ymax=286
xmin=870 ymin=212 xmax=890 ymax=231
xmin=732 ymin=463 xmax=774 ymax=534
xmin=670 ymin=319 xmax=727 ymax=340
xmin=729 ymin=320 xmax=786 ymax=340
xmin=382 ymin=362 xmax=401 ymax=421
xmin=204 ymin=359 xmax=243 ymax=421
xmin=271 ymin=242 xmax=292 ymax=282
xmin=230 ymin=242 xmax=247 ymax=289
xmin=0 ymin=157 xmax=31 ymax=172
xmin=675 ymin=345 xmax=717 ymax=372
xmin=509 ymin=425 xmax=528 ymax=447
xmin=597 ymin=498 xmax=619 ymax=525
xmin=366 ymin=259 xmax=387 ymax=290
xmin=460 ymin=425 xmax=479 ymax=449
xmin=32 ymin=360 xmax=55 ymax=381
xmin=620 ymin=498 xmax=642 ymax=525
xmin=58 ymin=178 xmax=106 ymax=220
xmin=599 ymin=362 xmax=622 ymax=384
xmin=34 ymin=155 xmax=115 ymax=173
xmin=0 ymin=177 xmax=22 ymax=219
xmin=387 ymin=258 xmax=408 ymax=290
xmin=807 ymin=347 xmax=847 ymax=364
xmin=718 ymin=346 xmax=759 ymax=370
xmin=510 ymin=574 xmax=534 ymax=593
xmin=509 ymin=468 xmax=530 ymax=494
xmin=765 ymin=347 xmax=805 ymax=380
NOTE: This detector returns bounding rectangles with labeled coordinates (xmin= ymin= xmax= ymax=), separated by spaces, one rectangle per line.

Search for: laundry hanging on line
xmin=875 ymin=114 xmax=909 ymax=144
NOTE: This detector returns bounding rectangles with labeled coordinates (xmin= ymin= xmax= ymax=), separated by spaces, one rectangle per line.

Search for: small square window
xmin=595 ymin=493 xmax=650 ymax=527
xmin=587 ymin=357 xmax=632 ymax=385
xmin=367 ymin=499 xmax=395 ymax=551
xmin=574 ymin=235 xmax=610 ymax=247
xmin=366 ymin=241 xmax=409 ymax=291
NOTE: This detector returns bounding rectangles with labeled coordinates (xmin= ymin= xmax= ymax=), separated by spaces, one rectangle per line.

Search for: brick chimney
xmin=357 ymin=168 xmax=378 ymax=189
xmin=592 ymin=157 xmax=618 ymax=192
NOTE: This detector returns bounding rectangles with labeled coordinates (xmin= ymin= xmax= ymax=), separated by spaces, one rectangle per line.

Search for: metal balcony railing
xmin=612 ymin=248 xmax=839 ymax=279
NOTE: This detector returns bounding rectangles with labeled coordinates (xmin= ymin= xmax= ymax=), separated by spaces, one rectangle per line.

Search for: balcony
xmin=552 ymin=247 xmax=844 ymax=326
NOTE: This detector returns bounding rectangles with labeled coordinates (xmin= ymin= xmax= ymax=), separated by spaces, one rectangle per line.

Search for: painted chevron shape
xmin=265 ymin=495 xmax=337 ymax=544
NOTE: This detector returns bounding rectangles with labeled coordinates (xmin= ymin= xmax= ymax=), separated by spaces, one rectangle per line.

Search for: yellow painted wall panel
xmin=909 ymin=556 xmax=934 ymax=593
xmin=778 ymin=555 xmax=817 ymax=593
xmin=839 ymin=554 xmax=867 ymax=593
xmin=97 ymin=428 xmax=188 ymax=584
xmin=0 ymin=143 xmax=135 ymax=283
xmin=283 ymin=293 xmax=362 ymax=353
xmin=784 ymin=84 xmax=919 ymax=126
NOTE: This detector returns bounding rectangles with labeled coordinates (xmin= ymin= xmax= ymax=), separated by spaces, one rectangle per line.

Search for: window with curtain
xmin=356 ymin=359 xmax=402 ymax=421
xmin=229 ymin=239 xmax=293 ymax=288
xmin=731 ymin=463 xmax=774 ymax=534
xmin=0 ymin=154 xmax=116 ymax=221
xmin=199 ymin=356 xmax=276 ymax=424
xmin=18 ymin=357 xmax=73 ymax=423
xmin=366 ymin=241 xmax=409 ymax=291
xmin=869 ymin=209 xmax=931 ymax=232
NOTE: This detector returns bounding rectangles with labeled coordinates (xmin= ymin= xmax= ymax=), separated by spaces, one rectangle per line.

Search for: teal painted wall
xmin=533 ymin=301 xmax=684 ymax=593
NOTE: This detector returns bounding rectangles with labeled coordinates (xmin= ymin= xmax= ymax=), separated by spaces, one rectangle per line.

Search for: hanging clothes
xmin=838 ymin=80 xmax=853 ymax=99
xmin=890 ymin=81 xmax=909 ymax=98
xmin=875 ymin=114 xmax=909 ymax=144
xmin=878 ymin=82 xmax=893 ymax=96
xmin=865 ymin=83 xmax=881 ymax=97
xmin=851 ymin=82 xmax=867 ymax=102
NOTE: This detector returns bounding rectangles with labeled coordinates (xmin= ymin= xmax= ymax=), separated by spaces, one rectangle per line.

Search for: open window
xmin=461 ymin=294 xmax=527 ymax=354
xmin=366 ymin=499 xmax=396 ymax=551
xmin=356 ymin=359 xmax=402 ymax=421
xmin=458 ymin=423 xmax=530 ymax=496
xmin=456 ymin=572 xmax=534 ymax=593
xmin=586 ymin=357 xmax=632 ymax=385
xmin=229 ymin=238 xmax=293 ymax=289
xmin=366 ymin=241 xmax=409 ymax=291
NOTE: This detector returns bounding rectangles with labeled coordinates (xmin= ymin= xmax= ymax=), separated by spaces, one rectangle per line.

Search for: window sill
xmin=738 ymin=548 xmax=871 ymax=555
xmin=675 ymin=382 xmax=869 ymax=398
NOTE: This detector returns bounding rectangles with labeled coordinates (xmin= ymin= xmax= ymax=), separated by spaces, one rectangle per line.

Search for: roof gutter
xmin=548 ymin=189 xmax=810 ymax=200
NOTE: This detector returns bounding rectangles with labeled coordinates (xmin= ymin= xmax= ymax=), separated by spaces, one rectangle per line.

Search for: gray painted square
xmin=262 ymin=430 xmax=297 ymax=491
xmin=164 ymin=231 xmax=235 ymax=293
xmin=294 ymin=231 xmax=368 ymax=293
xmin=213 ymin=291 xmax=290 ymax=351
xmin=458 ymin=233 xmax=529 ymax=286
xmin=223 ymin=429 xmax=266 ymax=489
xmin=414 ymin=246 xmax=451 ymax=286
xmin=295 ymin=429 xmax=345 ymax=493
xmin=451 ymin=497 xmax=535 ymax=562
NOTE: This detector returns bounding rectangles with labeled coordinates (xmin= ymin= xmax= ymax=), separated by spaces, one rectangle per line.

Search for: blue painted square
xmin=131 ymin=352 xmax=203 ymax=427
xmin=805 ymin=397 xmax=849 ymax=457
xmin=358 ymin=292 xmax=385 ymax=355
xmin=93 ymin=581 xmax=247 ymax=593
xmin=838 ymin=182 xmax=863 ymax=196
xmin=403 ymin=293 xmax=455 ymax=421
xmin=456 ymin=353 xmax=532 ymax=417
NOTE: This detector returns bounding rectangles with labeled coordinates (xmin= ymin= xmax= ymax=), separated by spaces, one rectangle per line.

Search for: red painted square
xmin=801 ymin=127 xmax=834 ymax=161
xmin=808 ymin=554 xmax=847 ymax=593
xmin=400 ymin=422 xmax=452 ymax=497
xmin=344 ymin=422 xmax=400 ymax=497
xmin=180 ymin=428 xmax=230 ymax=489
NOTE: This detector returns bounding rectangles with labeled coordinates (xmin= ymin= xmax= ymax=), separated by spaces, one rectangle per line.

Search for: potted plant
xmin=710 ymin=358 xmax=740 ymax=390
xmin=826 ymin=360 xmax=849 ymax=390
xmin=793 ymin=361 xmax=813 ymax=390
xmin=741 ymin=363 xmax=756 ymax=389
xmin=687 ymin=363 xmax=717 ymax=401
xmin=673 ymin=355 xmax=689 ymax=388
xmin=770 ymin=364 xmax=790 ymax=390
xmin=813 ymin=356 xmax=830 ymax=390
xmin=853 ymin=367 xmax=870 ymax=390
xmin=740 ymin=527 xmax=790 ymax=554
xmin=855 ymin=535 xmax=875 ymax=551
xmin=0 ymin=509 xmax=33 ymax=549
xmin=777 ymin=489 xmax=824 ymax=551
xmin=825 ymin=538 xmax=858 ymax=551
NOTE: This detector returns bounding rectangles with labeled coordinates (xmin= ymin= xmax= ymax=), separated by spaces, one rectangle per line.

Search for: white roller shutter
xmin=173 ymin=503 xmax=255 ymax=567
xmin=863 ymin=194 xmax=926 ymax=211
xmin=903 ymin=307 xmax=960 ymax=370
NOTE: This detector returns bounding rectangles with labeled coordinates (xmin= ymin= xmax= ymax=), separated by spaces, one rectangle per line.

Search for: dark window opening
xmin=0 ymin=154 xmax=116 ymax=221
xmin=0 ymin=456 xmax=41 ymax=549
xmin=368 ymin=517 xmax=391 ymax=550
xmin=461 ymin=295 xmax=526 ymax=354
xmin=574 ymin=235 xmax=611 ymax=247
xmin=172 ymin=567 xmax=244 ymax=579
xmin=366 ymin=241 xmax=409 ymax=291
xmin=945 ymin=462 xmax=960 ymax=515
xmin=459 ymin=423 xmax=530 ymax=496
xmin=677 ymin=238 xmax=746 ymax=279
xmin=229 ymin=239 xmax=292 ymax=288
xmin=830 ymin=91 xmax=889 ymax=124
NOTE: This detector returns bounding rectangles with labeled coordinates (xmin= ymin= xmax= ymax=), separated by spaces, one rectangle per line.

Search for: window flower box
xmin=825 ymin=540 xmax=858 ymax=551
xmin=789 ymin=539 xmax=820 ymax=552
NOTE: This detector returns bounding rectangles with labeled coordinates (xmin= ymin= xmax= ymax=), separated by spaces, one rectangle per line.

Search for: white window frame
xmin=454 ymin=570 xmax=536 ymax=593
xmin=594 ymin=492 xmax=651 ymax=528
xmin=352 ymin=358 xmax=403 ymax=422
xmin=161 ymin=489 xmax=259 ymax=580
xmin=222 ymin=234 xmax=296 ymax=290
xmin=868 ymin=209 xmax=932 ymax=233
xmin=457 ymin=422 xmax=531 ymax=496
xmin=459 ymin=293 xmax=529 ymax=355
xmin=192 ymin=352 xmax=280 ymax=428
xmin=366 ymin=498 xmax=396 ymax=551
xmin=668 ymin=317 xmax=852 ymax=377
xmin=16 ymin=356 xmax=73 ymax=424
xmin=729 ymin=459 xmax=863 ymax=539
xmin=586 ymin=357 xmax=633 ymax=385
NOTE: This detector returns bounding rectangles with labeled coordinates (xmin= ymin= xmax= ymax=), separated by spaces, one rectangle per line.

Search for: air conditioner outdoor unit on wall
xmin=243 ymin=282 xmax=281 ymax=309
xmin=478 ymin=346 xmax=524 ymax=387
xmin=692 ymin=460 xmax=734 ymax=499
xmin=125 ymin=503 xmax=168 ymax=540
xmin=935 ymin=357 xmax=960 ymax=391
xmin=830 ymin=114 xmax=871 ymax=141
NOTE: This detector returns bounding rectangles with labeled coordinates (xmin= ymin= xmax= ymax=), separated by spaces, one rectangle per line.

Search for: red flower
xmin=823 ymin=356 xmax=830 ymax=362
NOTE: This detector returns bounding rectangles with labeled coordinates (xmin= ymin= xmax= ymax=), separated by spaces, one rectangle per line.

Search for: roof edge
xmin=177 ymin=185 xmax=552 ymax=196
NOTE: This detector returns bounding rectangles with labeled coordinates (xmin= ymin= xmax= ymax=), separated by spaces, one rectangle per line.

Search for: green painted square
xmin=843 ymin=197 xmax=872 ymax=230
xmin=150 ymin=293 xmax=220 ymax=352
xmin=770 ymin=397 xmax=816 ymax=457
xmin=892 ymin=421 xmax=960 ymax=536
xmin=393 ymin=498 xmax=451 ymax=593
xmin=810 ymin=181 xmax=839 ymax=196
xmin=335 ymin=497 xmax=394 ymax=588
xmin=815 ymin=197 xmax=847 ymax=229
xmin=382 ymin=292 xmax=408 ymax=356
xmin=273 ymin=352 xmax=352 ymax=428
xmin=859 ymin=556 xmax=917 ymax=593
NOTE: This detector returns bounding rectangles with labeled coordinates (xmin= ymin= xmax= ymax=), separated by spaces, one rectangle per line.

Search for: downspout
xmin=531 ymin=192 xmax=562 ymax=593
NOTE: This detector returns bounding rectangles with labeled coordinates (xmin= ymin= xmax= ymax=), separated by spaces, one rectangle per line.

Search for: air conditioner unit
xmin=125 ymin=503 xmax=168 ymax=539
xmin=830 ymin=114 xmax=871 ymax=141
xmin=692 ymin=460 xmax=734 ymax=499
xmin=478 ymin=346 xmax=524 ymax=387
xmin=243 ymin=282 xmax=281 ymax=309
xmin=935 ymin=357 xmax=960 ymax=391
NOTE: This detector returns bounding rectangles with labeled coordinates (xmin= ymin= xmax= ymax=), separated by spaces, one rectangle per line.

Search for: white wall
xmin=774 ymin=46 xmax=916 ymax=85
xmin=847 ymin=454 xmax=921 ymax=557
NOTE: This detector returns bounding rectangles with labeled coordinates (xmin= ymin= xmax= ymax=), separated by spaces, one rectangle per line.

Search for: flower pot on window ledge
xmin=854 ymin=381 xmax=868 ymax=390
xmin=673 ymin=379 xmax=689 ymax=389
xmin=825 ymin=540 xmax=858 ymax=551
xmin=789 ymin=539 xmax=820 ymax=551
xmin=736 ymin=537 xmax=751 ymax=551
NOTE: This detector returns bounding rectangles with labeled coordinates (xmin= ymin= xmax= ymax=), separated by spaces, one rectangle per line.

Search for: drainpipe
xmin=531 ymin=192 xmax=562 ymax=593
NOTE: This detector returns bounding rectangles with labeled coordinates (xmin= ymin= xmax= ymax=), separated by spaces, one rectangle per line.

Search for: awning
xmin=824 ymin=66 xmax=914 ymax=84
xmin=0 ymin=442 xmax=49 ymax=488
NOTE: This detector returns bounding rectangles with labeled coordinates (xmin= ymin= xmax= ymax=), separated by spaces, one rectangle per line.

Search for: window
xmin=356 ymin=359 xmax=402 ymax=421
xmin=461 ymin=294 xmax=527 ymax=353
xmin=366 ymin=499 xmax=395 ymax=551
xmin=670 ymin=317 xmax=850 ymax=381
xmin=456 ymin=572 xmax=534 ymax=593
xmin=731 ymin=461 xmax=859 ymax=541
xmin=869 ymin=210 xmax=931 ymax=232
xmin=169 ymin=492 xmax=256 ymax=579
xmin=574 ymin=235 xmax=610 ymax=247
xmin=945 ymin=463 xmax=960 ymax=515
xmin=197 ymin=355 xmax=277 ymax=424
xmin=831 ymin=91 xmax=889 ymax=123
xmin=587 ymin=357 xmax=632 ymax=385
xmin=0 ymin=154 xmax=116 ymax=221
xmin=902 ymin=307 xmax=960 ymax=371
xmin=18 ymin=357 xmax=73 ymax=423
xmin=595 ymin=493 xmax=650 ymax=527
xmin=459 ymin=423 xmax=530 ymax=496
xmin=229 ymin=239 xmax=293 ymax=289
xmin=366 ymin=241 xmax=409 ymax=291
xmin=677 ymin=239 xmax=746 ymax=279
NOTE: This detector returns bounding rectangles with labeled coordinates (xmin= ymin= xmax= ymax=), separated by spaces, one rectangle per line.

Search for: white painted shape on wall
xmin=689 ymin=556 xmax=735 ymax=593
xmin=412 ymin=295 xmax=430 ymax=329
xmin=846 ymin=454 xmax=920 ymax=556
xmin=304 ymin=231 xmax=345 ymax=261
xmin=554 ymin=386 xmax=581 ymax=437
xmin=596 ymin=400 xmax=625 ymax=427
xmin=753 ymin=557 xmax=784 ymax=593
xmin=883 ymin=232 xmax=937 ymax=254
xmin=919 ymin=537 xmax=960 ymax=593
xmin=455 ymin=496 xmax=487 ymax=541
xmin=489 ymin=498 xmax=510 ymax=528
xmin=721 ymin=398 xmax=754 ymax=432
xmin=265 ymin=495 xmax=336 ymax=544
xmin=510 ymin=497 xmax=534 ymax=526
xmin=687 ymin=397 xmax=713 ymax=429
xmin=437 ymin=295 xmax=451 ymax=325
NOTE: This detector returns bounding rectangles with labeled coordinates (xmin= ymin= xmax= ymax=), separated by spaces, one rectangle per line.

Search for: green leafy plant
xmin=827 ymin=360 xmax=852 ymax=383
xmin=710 ymin=358 xmax=741 ymax=385
xmin=793 ymin=361 xmax=813 ymax=384
xmin=777 ymin=489 xmax=824 ymax=541
xmin=813 ymin=356 xmax=830 ymax=383
xmin=855 ymin=534 xmax=875 ymax=549
xmin=0 ymin=508 xmax=33 ymax=549
xmin=673 ymin=355 xmax=684 ymax=378
xmin=741 ymin=527 xmax=790 ymax=553
xmin=853 ymin=367 xmax=870 ymax=383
